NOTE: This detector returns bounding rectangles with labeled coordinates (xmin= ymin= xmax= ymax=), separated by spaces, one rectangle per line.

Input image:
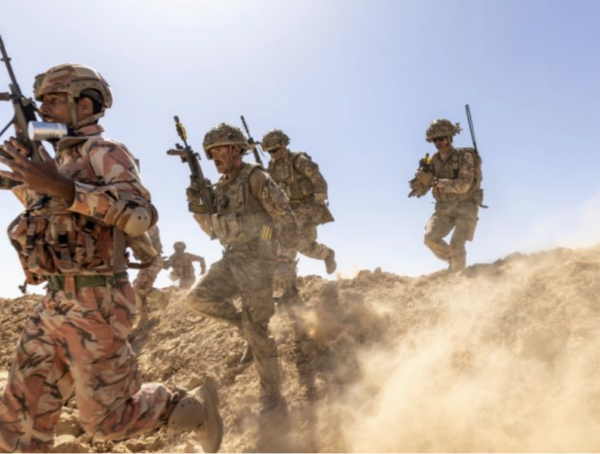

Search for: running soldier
xmin=164 ymin=241 xmax=207 ymax=290
xmin=261 ymin=129 xmax=336 ymax=304
xmin=0 ymin=64 xmax=222 ymax=452
xmin=185 ymin=123 xmax=298 ymax=413
xmin=409 ymin=119 xmax=484 ymax=272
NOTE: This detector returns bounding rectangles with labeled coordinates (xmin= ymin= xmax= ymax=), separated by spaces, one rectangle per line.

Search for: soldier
xmin=0 ymin=64 xmax=222 ymax=452
xmin=185 ymin=123 xmax=298 ymax=413
xmin=261 ymin=129 xmax=336 ymax=304
xmin=132 ymin=224 xmax=166 ymax=323
xmin=164 ymin=241 xmax=207 ymax=290
xmin=409 ymin=119 xmax=484 ymax=272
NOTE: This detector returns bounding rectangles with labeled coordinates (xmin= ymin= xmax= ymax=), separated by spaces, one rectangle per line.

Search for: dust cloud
xmin=2 ymin=245 xmax=600 ymax=452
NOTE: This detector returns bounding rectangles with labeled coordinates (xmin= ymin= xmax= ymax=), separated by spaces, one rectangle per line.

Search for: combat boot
xmin=324 ymin=250 xmax=337 ymax=275
xmin=239 ymin=343 xmax=254 ymax=365
xmin=168 ymin=383 xmax=223 ymax=453
xmin=259 ymin=391 xmax=285 ymax=414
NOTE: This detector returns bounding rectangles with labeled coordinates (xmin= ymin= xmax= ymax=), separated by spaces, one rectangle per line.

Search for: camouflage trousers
xmin=178 ymin=275 xmax=196 ymax=290
xmin=424 ymin=200 xmax=479 ymax=271
xmin=0 ymin=279 xmax=177 ymax=453
xmin=186 ymin=244 xmax=280 ymax=401
xmin=297 ymin=223 xmax=331 ymax=261
xmin=133 ymin=256 xmax=164 ymax=316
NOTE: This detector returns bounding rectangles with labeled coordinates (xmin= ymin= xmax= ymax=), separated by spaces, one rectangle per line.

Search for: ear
xmin=230 ymin=145 xmax=243 ymax=157
xmin=76 ymin=97 xmax=94 ymax=116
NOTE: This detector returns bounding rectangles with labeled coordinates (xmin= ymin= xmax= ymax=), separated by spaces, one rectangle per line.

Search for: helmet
xmin=33 ymin=63 xmax=113 ymax=128
xmin=425 ymin=119 xmax=462 ymax=142
xmin=174 ymin=241 xmax=186 ymax=251
xmin=261 ymin=129 xmax=290 ymax=152
xmin=202 ymin=123 xmax=248 ymax=159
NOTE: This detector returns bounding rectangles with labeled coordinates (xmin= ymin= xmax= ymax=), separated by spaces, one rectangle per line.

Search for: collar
xmin=219 ymin=161 xmax=248 ymax=185
xmin=56 ymin=124 xmax=105 ymax=153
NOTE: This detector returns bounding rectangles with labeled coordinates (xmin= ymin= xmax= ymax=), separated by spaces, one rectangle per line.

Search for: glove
xmin=416 ymin=170 xmax=435 ymax=187
xmin=273 ymin=259 xmax=296 ymax=295
xmin=186 ymin=185 xmax=201 ymax=202
xmin=408 ymin=170 xmax=434 ymax=198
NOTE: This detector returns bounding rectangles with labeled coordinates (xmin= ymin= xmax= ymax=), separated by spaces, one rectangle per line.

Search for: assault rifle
xmin=167 ymin=116 xmax=216 ymax=239
xmin=240 ymin=115 xmax=264 ymax=166
xmin=408 ymin=153 xmax=434 ymax=198
xmin=0 ymin=33 xmax=43 ymax=189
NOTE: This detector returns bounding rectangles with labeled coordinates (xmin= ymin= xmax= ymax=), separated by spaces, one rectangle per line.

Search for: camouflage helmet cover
xmin=33 ymin=63 xmax=113 ymax=109
xmin=174 ymin=241 xmax=186 ymax=250
xmin=261 ymin=129 xmax=290 ymax=152
xmin=202 ymin=123 xmax=248 ymax=159
xmin=425 ymin=119 xmax=462 ymax=142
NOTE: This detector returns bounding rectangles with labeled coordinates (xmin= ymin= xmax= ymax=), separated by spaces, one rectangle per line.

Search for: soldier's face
xmin=432 ymin=136 xmax=450 ymax=151
xmin=210 ymin=145 xmax=241 ymax=174
xmin=40 ymin=93 xmax=92 ymax=127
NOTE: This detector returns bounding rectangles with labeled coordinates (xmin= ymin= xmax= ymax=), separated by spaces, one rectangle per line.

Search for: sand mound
xmin=2 ymin=245 xmax=600 ymax=452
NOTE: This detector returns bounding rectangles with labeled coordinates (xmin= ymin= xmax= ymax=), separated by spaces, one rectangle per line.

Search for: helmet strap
xmin=67 ymin=93 xmax=105 ymax=130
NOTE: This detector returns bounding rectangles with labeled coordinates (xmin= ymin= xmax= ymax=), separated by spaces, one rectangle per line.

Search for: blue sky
xmin=1 ymin=0 xmax=599 ymax=297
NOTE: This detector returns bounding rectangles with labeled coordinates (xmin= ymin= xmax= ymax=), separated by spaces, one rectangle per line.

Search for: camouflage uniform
xmin=262 ymin=130 xmax=336 ymax=292
xmin=164 ymin=242 xmax=206 ymax=290
xmin=420 ymin=120 xmax=483 ymax=272
xmin=186 ymin=124 xmax=298 ymax=411
xmin=132 ymin=225 xmax=165 ymax=319
xmin=0 ymin=64 xmax=197 ymax=452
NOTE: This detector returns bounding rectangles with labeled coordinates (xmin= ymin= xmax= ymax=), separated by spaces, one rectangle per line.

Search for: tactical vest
xmin=268 ymin=151 xmax=315 ymax=204
xmin=7 ymin=135 xmax=154 ymax=284
xmin=432 ymin=147 xmax=483 ymax=204
xmin=210 ymin=163 xmax=273 ymax=246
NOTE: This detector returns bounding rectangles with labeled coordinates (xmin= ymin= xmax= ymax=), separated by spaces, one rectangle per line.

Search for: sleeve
xmin=249 ymin=168 xmax=299 ymax=248
xmin=67 ymin=140 xmax=158 ymax=235
xmin=294 ymin=154 xmax=328 ymax=197
xmin=192 ymin=213 xmax=214 ymax=237
xmin=437 ymin=151 xmax=475 ymax=194
xmin=187 ymin=253 xmax=204 ymax=263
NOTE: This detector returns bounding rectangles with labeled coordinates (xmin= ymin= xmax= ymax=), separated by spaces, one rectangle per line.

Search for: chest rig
xmin=432 ymin=147 xmax=481 ymax=203
xmin=268 ymin=151 xmax=315 ymax=205
xmin=211 ymin=164 xmax=272 ymax=246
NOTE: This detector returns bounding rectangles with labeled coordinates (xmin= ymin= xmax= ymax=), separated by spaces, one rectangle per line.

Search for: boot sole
xmin=196 ymin=382 xmax=224 ymax=453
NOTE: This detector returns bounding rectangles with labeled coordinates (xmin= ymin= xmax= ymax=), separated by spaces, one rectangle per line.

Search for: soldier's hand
xmin=314 ymin=193 xmax=327 ymax=203
xmin=415 ymin=170 xmax=435 ymax=187
xmin=0 ymin=139 xmax=75 ymax=199
xmin=273 ymin=259 xmax=296 ymax=295
xmin=186 ymin=183 xmax=201 ymax=202
xmin=435 ymin=178 xmax=449 ymax=190
xmin=1 ymin=137 xmax=32 ymax=159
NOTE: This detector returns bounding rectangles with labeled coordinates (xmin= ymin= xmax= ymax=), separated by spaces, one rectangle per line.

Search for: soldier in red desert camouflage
xmin=0 ymin=64 xmax=222 ymax=453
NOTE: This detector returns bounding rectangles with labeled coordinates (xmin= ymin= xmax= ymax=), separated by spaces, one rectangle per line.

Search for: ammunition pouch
xmin=211 ymin=211 xmax=272 ymax=247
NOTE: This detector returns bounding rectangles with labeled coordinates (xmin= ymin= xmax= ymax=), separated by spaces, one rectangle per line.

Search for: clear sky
xmin=1 ymin=0 xmax=599 ymax=298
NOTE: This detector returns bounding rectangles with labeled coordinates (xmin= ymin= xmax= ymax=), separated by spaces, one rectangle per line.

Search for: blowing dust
xmin=1 ymin=245 xmax=600 ymax=452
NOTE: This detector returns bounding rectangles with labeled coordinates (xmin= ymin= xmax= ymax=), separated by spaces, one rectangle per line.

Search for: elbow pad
xmin=106 ymin=198 xmax=154 ymax=236
xmin=121 ymin=206 xmax=152 ymax=236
